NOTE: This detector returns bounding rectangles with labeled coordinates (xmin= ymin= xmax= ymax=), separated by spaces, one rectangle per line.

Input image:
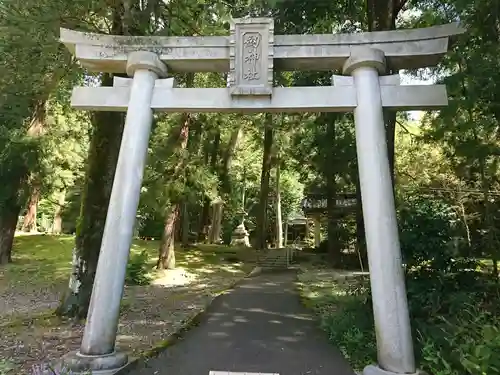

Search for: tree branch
xmin=396 ymin=120 xmax=416 ymax=136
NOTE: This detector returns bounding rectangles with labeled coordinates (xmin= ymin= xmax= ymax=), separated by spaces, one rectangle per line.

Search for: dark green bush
xmin=137 ymin=213 xmax=164 ymax=240
xmin=307 ymin=194 xmax=500 ymax=374
xmin=396 ymin=194 xmax=500 ymax=373
xmin=125 ymin=250 xmax=152 ymax=286
xmin=314 ymin=275 xmax=500 ymax=374
xmin=398 ymin=194 xmax=458 ymax=270
xmin=418 ymin=305 xmax=500 ymax=375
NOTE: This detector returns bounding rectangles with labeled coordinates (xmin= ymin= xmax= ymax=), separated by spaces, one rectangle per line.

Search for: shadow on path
xmin=129 ymin=271 xmax=355 ymax=375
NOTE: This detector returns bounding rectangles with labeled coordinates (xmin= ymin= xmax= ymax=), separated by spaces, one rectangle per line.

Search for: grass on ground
xmin=297 ymin=267 xmax=375 ymax=371
xmin=0 ymin=235 xmax=258 ymax=374
xmin=297 ymin=264 xmax=500 ymax=375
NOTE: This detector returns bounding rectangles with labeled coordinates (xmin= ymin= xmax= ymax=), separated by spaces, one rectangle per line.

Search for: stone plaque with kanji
xmin=228 ymin=18 xmax=274 ymax=96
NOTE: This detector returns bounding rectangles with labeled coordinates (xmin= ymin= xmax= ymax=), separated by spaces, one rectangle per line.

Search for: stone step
xmin=260 ymin=260 xmax=288 ymax=268
xmin=257 ymin=249 xmax=293 ymax=269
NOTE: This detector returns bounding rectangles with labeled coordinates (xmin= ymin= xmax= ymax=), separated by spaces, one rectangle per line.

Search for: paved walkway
xmin=130 ymin=271 xmax=355 ymax=375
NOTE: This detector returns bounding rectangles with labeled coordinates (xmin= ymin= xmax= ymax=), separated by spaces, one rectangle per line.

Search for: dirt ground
xmin=0 ymin=236 xmax=256 ymax=374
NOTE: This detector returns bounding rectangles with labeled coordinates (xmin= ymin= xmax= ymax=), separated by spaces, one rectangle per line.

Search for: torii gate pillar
xmin=61 ymin=51 xmax=168 ymax=373
xmin=343 ymin=47 xmax=417 ymax=375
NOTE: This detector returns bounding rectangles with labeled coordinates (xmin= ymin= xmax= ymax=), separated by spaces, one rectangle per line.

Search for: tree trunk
xmin=456 ymin=188 xmax=472 ymax=256
xmin=355 ymin=172 xmax=368 ymax=267
xmin=175 ymin=209 xmax=182 ymax=246
xmin=221 ymin=125 xmax=243 ymax=195
xmin=208 ymin=124 xmax=244 ymax=245
xmin=323 ymin=114 xmax=341 ymax=264
xmin=0 ymin=190 xmax=21 ymax=266
xmin=24 ymin=99 xmax=47 ymax=226
xmin=366 ymin=0 xmax=400 ymax=32
xmin=275 ymin=157 xmax=283 ymax=248
xmin=157 ymin=204 xmax=179 ymax=270
xmin=0 ymin=98 xmax=47 ymax=263
xmin=52 ymin=189 xmax=66 ymax=235
xmin=186 ymin=117 xmax=205 ymax=243
xmin=0 ymin=202 xmax=21 ymax=264
xmin=157 ymin=89 xmax=193 ymax=258
xmin=56 ymin=2 xmax=131 ymax=319
xmin=327 ymin=178 xmax=340 ymax=264
xmin=56 ymin=72 xmax=125 ymax=319
xmin=198 ymin=131 xmax=220 ymax=241
xmin=385 ymin=112 xmax=397 ymax=186
xmin=21 ymin=185 xmax=40 ymax=233
xmin=198 ymin=200 xmax=211 ymax=242
xmin=256 ymin=114 xmax=274 ymax=250
xmin=208 ymin=200 xmax=224 ymax=244
xmin=181 ymin=201 xmax=189 ymax=247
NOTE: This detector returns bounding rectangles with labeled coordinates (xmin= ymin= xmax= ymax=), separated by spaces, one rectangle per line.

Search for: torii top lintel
xmin=60 ymin=17 xmax=464 ymax=75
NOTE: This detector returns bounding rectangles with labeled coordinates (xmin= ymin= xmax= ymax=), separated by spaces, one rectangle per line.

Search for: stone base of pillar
xmin=59 ymin=350 xmax=128 ymax=375
xmin=230 ymin=223 xmax=251 ymax=247
xmin=363 ymin=365 xmax=428 ymax=375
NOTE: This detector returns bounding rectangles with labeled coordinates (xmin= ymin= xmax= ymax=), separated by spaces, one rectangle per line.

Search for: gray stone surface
xmin=363 ymin=364 xmax=428 ymax=375
xmin=70 ymin=84 xmax=447 ymax=113
xmin=79 ymin=52 xmax=166 ymax=357
xmin=60 ymin=350 xmax=128 ymax=374
xmin=124 ymin=272 xmax=355 ymax=375
xmin=228 ymin=18 xmax=274 ymax=96
xmin=346 ymin=47 xmax=415 ymax=373
xmin=60 ymin=22 xmax=463 ymax=74
xmin=230 ymin=223 xmax=251 ymax=247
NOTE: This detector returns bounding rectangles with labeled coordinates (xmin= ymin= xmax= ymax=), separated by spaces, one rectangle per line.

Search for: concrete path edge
xmin=115 ymin=266 xmax=261 ymax=375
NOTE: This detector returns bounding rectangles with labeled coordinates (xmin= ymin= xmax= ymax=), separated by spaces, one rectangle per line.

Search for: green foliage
xmin=418 ymin=306 xmax=500 ymax=375
xmin=319 ymin=282 xmax=376 ymax=370
xmin=300 ymin=180 xmax=500 ymax=374
xmin=125 ymin=250 xmax=152 ymax=286
xmin=398 ymin=193 xmax=459 ymax=270
xmin=0 ymin=359 xmax=15 ymax=375
xmin=39 ymin=90 xmax=91 ymax=194
xmin=300 ymin=267 xmax=500 ymax=374
xmin=0 ymin=0 xmax=74 ymax=210
xmin=137 ymin=212 xmax=165 ymax=240
xmin=1 ymin=235 xmax=158 ymax=289
xmin=408 ymin=262 xmax=500 ymax=375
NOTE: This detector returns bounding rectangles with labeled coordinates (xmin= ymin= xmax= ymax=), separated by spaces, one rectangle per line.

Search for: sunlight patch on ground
xmin=116 ymin=333 xmax=148 ymax=342
xmin=15 ymin=231 xmax=46 ymax=236
xmin=151 ymin=267 xmax=198 ymax=287
xmin=121 ymin=320 xmax=171 ymax=327
xmin=297 ymin=267 xmax=371 ymax=317
xmin=219 ymin=264 xmax=244 ymax=273
xmin=231 ymin=307 xmax=314 ymax=321
xmin=196 ymin=268 xmax=217 ymax=274
xmin=1 ymin=235 xmax=257 ymax=373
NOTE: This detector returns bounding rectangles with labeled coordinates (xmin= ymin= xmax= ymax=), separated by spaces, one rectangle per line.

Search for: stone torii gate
xmin=59 ymin=18 xmax=463 ymax=375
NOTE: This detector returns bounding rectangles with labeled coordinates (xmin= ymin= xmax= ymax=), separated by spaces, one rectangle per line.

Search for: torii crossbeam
xmin=58 ymin=18 xmax=464 ymax=375
xmin=71 ymin=74 xmax=447 ymax=113
xmin=62 ymin=20 xmax=460 ymax=113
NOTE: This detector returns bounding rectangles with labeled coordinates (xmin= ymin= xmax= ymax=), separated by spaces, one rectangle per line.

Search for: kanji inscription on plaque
xmin=228 ymin=18 xmax=274 ymax=96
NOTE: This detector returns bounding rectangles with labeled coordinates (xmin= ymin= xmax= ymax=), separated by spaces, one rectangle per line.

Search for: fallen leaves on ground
xmin=0 ymin=270 xmax=247 ymax=374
